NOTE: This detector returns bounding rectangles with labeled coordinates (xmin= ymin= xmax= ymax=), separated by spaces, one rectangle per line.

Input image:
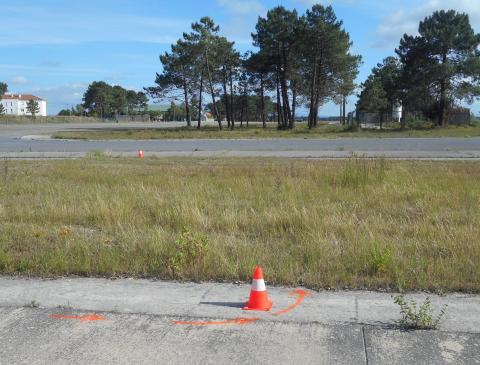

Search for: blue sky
xmin=1 ymin=0 xmax=479 ymax=116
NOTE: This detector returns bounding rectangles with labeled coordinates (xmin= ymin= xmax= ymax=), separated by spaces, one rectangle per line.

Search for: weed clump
xmin=368 ymin=243 xmax=393 ymax=275
xmin=168 ymin=227 xmax=209 ymax=280
xmin=393 ymin=294 xmax=447 ymax=330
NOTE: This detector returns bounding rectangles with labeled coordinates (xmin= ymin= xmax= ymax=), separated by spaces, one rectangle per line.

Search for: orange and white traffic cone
xmin=243 ymin=266 xmax=273 ymax=311
xmin=138 ymin=149 xmax=144 ymax=158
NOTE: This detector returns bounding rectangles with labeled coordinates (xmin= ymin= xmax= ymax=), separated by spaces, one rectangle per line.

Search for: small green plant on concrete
xmin=168 ymin=227 xmax=209 ymax=278
xmin=29 ymin=300 xmax=40 ymax=308
xmin=393 ymin=294 xmax=447 ymax=330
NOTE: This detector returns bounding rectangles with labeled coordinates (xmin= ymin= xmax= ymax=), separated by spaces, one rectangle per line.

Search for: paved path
xmin=0 ymin=277 xmax=479 ymax=364
xmin=1 ymin=123 xmax=480 ymax=159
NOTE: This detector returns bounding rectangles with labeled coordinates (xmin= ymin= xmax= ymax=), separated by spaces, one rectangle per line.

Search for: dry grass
xmin=1 ymin=157 xmax=479 ymax=292
xmin=51 ymin=122 xmax=480 ymax=140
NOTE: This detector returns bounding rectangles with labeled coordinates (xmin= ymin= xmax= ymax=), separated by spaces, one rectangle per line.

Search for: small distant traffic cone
xmin=243 ymin=266 xmax=273 ymax=311
xmin=138 ymin=149 xmax=144 ymax=158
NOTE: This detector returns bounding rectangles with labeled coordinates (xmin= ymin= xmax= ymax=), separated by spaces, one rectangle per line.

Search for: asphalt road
xmin=1 ymin=277 xmax=479 ymax=364
xmin=1 ymin=122 xmax=480 ymax=159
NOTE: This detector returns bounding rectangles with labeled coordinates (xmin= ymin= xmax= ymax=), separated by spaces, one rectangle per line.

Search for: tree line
xmin=59 ymin=81 xmax=149 ymax=118
xmin=357 ymin=10 xmax=480 ymax=127
xmin=146 ymin=4 xmax=361 ymax=130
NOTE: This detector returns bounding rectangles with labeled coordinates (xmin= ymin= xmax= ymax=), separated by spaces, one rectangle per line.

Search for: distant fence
xmin=447 ymin=109 xmax=471 ymax=125
xmin=116 ymin=115 xmax=151 ymax=122
xmin=356 ymin=112 xmax=391 ymax=125
xmin=356 ymin=108 xmax=472 ymax=126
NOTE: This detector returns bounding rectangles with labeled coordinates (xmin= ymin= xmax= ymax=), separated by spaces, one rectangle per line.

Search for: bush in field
xmin=368 ymin=242 xmax=393 ymax=274
xmin=406 ymin=116 xmax=435 ymax=130
xmin=168 ymin=227 xmax=209 ymax=279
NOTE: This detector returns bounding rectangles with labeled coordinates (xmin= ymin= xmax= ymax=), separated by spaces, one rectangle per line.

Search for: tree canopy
xmin=358 ymin=9 xmax=480 ymax=127
xmin=83 ymin=81 xmax=148 ymax=118
xmin=26 ymin=100 xmax=40 ymax=118
xmin=146 ymin=4 xmax=361 ymax=129
xmin=0 ymin=82 xmax=7 ymax=97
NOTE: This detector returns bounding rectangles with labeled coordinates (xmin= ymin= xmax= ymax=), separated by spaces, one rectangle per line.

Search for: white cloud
xmin=11 ymin=76 xmax=28 ymax=85
xmin=374 ymin=0 xmax=480 ymax=49
xmin=0 ymin=6 xmax=189 ymax=46
xmin=30 ymin=84 xmax=89 ymax=113
xmin=217 ymin=0 xmax=263 ymax=15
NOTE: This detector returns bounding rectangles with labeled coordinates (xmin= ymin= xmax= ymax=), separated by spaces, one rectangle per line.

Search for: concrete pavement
xmin=0 ymin=277 xmax=479 ymax=364
xmin=1 ymin=122 xmax=480 ymax=159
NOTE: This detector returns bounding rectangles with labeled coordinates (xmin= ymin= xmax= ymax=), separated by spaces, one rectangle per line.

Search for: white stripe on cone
xmin=251 ymin=279 xmax=266 ymax=292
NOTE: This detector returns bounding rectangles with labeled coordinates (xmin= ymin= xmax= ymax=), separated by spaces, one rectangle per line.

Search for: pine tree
xmin=26 ymin=100 xmax=40 ymax=118
xmin=397 ymin=10 xmax=480 ymax=126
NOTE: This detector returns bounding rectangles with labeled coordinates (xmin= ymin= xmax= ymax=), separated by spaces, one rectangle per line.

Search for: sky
xmin=0 ymin=0 xmax=479 ymax=116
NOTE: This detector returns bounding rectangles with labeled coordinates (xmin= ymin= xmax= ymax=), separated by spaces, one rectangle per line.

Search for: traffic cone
xmin=138 ymin=149 xmax=144 ymax=158
xmin=243 ymin=266 xmax=273 ymax=311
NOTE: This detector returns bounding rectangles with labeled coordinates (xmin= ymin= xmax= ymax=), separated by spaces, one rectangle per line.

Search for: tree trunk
xmin=243 ymin=85 xmax=248 ymax=128
xmin=276 ymin=76 xmax=282 ymax=127
xmin=222 ymin=65 xmax=230 ymax=128
xmin=280 ymin=47 xmax=291 ymax=127
xmin=183 ymin=78 xmax=191 ymax=127
xmin=313 ymin=91 xmax=320 ymax=127
xmin=439 ymin=52 xmax=448 ymax=127
xmin=204 ymin=48 xmax=222 ymax=130
xmin=291 ymin=80 xmax=296 ymax=129
xmin=229 ymin=68 xmax=235 ymax=130
xmin=260 ymin=73 xmax=266 ymax=128
xmin=240 ymin=95 xmax=245 ymax=128
xmin=197 ymin=71 xmax=203 ymax=129
xmin=308 ymin=55 xmax=318 ymax=129
xmin=439 ymin=80 xmax=447 ymax=127
xmin=279 ymin=69 xmax=290 ymax=128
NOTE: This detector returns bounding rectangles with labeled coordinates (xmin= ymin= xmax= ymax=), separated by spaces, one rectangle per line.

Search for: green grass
xmin=51 ymin=122 xmax=480 ymax=140
xmin=1 ymin=157 xmax=479 ymax=292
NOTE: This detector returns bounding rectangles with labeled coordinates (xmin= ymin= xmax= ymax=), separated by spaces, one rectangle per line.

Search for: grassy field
xmin=52 ymin=122 xmax=480 ymax=140
xmin=1 ymin=157 xmax=479 ymax=292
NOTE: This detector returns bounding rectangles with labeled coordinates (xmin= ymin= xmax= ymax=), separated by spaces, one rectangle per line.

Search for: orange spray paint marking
xmin=173 ymin=317 xmax=260 ymax=326
xmin=272 ymin=289 xmax=311 ymax=316
xmin=50 ymin=313 xmax=106 ymax=322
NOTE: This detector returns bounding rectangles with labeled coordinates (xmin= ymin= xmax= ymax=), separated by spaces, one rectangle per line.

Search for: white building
xmin=392 ymin=101 xmax=402 ymax=123
xmin=0 ymin=93 xmax=47 ymax=117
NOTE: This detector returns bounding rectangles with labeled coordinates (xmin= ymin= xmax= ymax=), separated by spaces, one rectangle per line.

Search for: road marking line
xmin=50 ymin=313 xmax=106 ymax=322
xmin=173 ymin=317 xmax=260 ymax=326
xmin=272 ymin=290 xmax=311 ymax=316
xmin=174 ymin=289 xmax=310 ymax=326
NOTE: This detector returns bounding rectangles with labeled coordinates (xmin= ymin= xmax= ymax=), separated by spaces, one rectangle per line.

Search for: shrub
xmin=368 ymin=243 xmax=393 ymax=274
xmin=342 ymin=122 xmax=359 ymax=132
xmin=168 ymin=227 xmax=209 ymax=279
xmin=393 ymin=294 xmax=447 ymax=330
xmin=406 ymin=116 xmax=435 ymax=130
